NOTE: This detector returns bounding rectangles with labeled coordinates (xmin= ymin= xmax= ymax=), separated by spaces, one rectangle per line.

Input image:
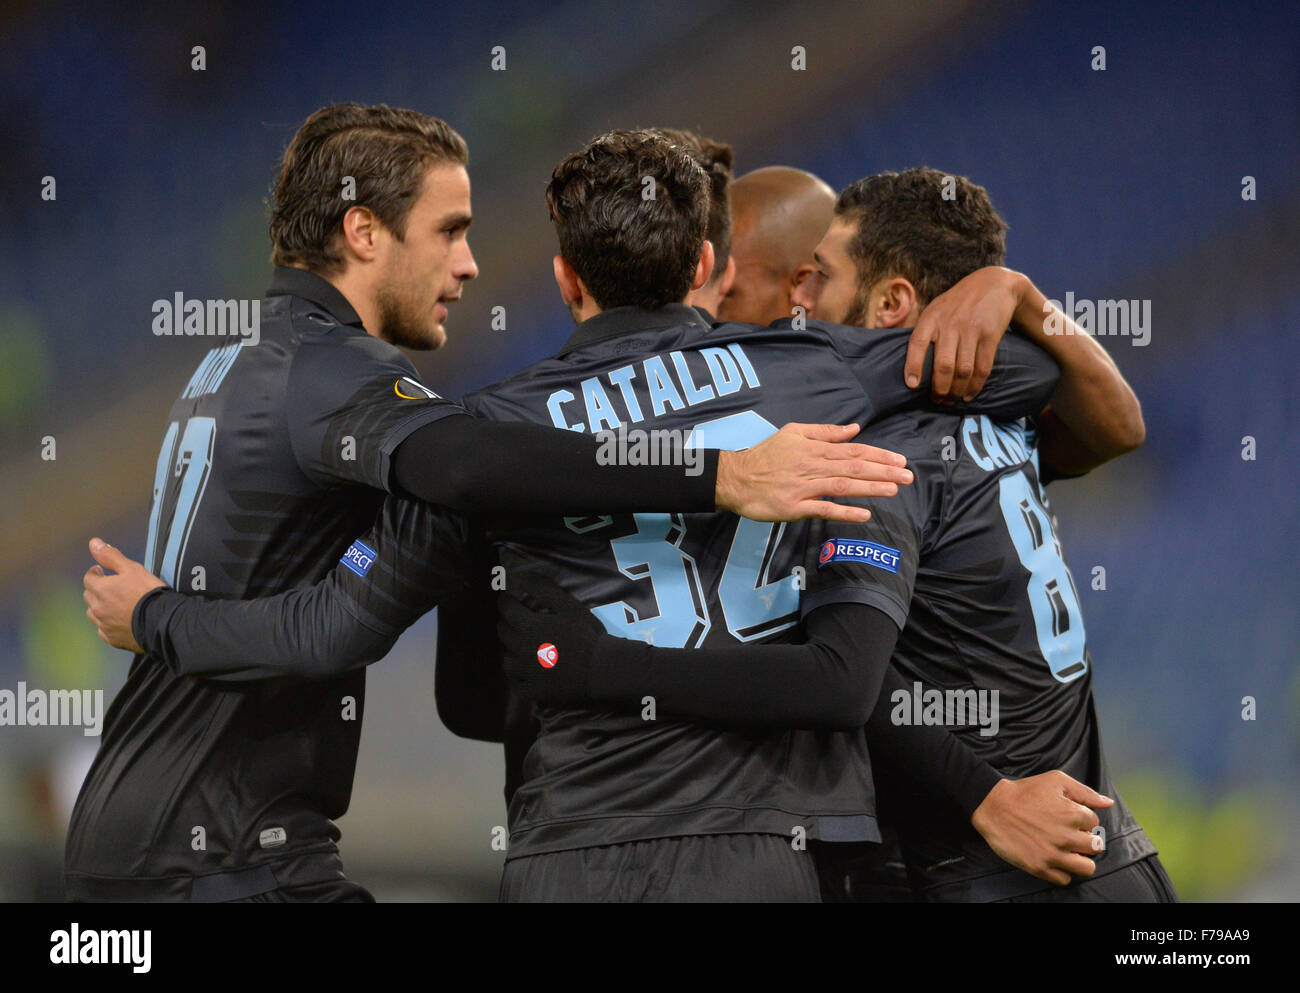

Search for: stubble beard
xmin=375 ymin=280 xmax=442 ymax=351
xmin=839 ymin=287 xmax=872 ymax=329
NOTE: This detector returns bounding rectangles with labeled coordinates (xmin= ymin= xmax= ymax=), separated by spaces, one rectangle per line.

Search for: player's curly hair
xmin=269 ymin=103 xmax=468 ymax=274
xmin=546 ymin=129 xmax=709 ymax=310
xmin=653 ymin=128 xmax=734 ymax=283
xmin=835 ymin=167 xmax=1007 ymax=306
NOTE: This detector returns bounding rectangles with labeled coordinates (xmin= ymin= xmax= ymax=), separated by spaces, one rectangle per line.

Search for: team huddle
xmin=78 ymin=104 xmax=1174 ymax=903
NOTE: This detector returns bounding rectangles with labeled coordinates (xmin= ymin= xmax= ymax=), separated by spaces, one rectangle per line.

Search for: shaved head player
xmin=718 ymin=166 xmax=837 ymax=326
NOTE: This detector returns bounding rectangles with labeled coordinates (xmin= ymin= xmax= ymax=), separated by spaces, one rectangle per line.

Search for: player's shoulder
xmin=710 ymin=317 xmax=841 ymax=351
xmin=863 ymin=407 xmax=956 ymax=456
xmin=860 ymin=411 xmax=966 ymax=519
xmin=701 ymin=319 xmax=874 ymax=385
xmin=800 ymin=320 xmax=912 ymax=360
xmin=286 ymin=316 xmax=421 ymax=392
xmin=462 ymin=351 xmax=571 ymax=417
xmin=292 ymin=310 xmax=410 ymax=361
xmin=756 ymin=320 xmax=915 ymax=395
xmin=463 ymin=317 xmax=699 ymax=410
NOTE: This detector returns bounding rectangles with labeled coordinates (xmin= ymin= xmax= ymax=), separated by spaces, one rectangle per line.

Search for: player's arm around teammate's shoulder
xmin=904 ymin=266 xmax=1144 ymax=474
xmin=1009 ymin=274 xmax=1145 ymax=475
xmin=900 ymin=265 xmax=1082 ymax=409
xmin=904 ymin=265 xmax=1039 ymax=402
xmin=388 ymin=407 xmax=913 ymax=526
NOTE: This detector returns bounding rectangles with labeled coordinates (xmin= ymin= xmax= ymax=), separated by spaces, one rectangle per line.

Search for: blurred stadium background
xmin=0 ymin=0 xmax=1295 ymax=901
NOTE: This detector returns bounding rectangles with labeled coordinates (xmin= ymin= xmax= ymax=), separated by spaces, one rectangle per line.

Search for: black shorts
xmin=66 ymin=850 xmax=371 ymax=903
xmin=500 ymin=833 xmax=821 ymax=903
xmin=992 ymin=855 xmax=1179 ymax=904
xmin=228 ymin=878 xmax=375 ymax=903
xmin=813 ymin=829 xmax=912 ymax=903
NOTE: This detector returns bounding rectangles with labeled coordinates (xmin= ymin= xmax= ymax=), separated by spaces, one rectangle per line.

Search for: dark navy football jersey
xmin=459 ymin=304 xmax=1059 ymax=858
xmin=65 ymin=268 xmax=463 ymax=899
xmin=800 ymin=410 xmax=1156 ymax=900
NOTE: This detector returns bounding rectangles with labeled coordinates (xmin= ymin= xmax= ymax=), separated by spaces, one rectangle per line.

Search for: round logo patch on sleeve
xmin=537 ymin=643 xmax=558 ymax=668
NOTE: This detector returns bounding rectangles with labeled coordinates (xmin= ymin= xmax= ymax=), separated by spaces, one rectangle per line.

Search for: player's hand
xmin=83 ymin=538 xmax=165 ymax=654
xmin=715 ymin=422 xmax=912 ymax=524
xmin=905 ymin=266 xmax=1030 ymax=402
xmin=970 ymin=770 xmax=1115 ymax=886
xmin=496 ymin=571 xmax=607 ymax=706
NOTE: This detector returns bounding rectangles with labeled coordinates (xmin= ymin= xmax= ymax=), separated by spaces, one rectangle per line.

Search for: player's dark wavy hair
xmin=546 ymin=129 xmax=709 ymax=310
xmin=835 ymin=167 xmax=1007 ymax=306
xmin=654 ymin=128 xmax=734 ymax=283
xmin=269 ymin=103 xmax=468 ymax=274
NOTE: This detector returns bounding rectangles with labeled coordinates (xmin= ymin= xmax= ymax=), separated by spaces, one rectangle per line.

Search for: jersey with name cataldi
xmin=64 ymin=270 xmax=463 ymax=899
xmin=800 ymin=409 xmax=1157 ymax=900
xmin=458 ymin=305 xmax=1058 ymax=858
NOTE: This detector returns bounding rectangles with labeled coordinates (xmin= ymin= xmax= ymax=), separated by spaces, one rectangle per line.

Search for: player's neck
xmin=320 ymin=267 xmax=384 ymax=338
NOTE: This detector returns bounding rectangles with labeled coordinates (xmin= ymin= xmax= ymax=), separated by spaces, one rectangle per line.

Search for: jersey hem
xmin=64 ymin=843 xmax=345 ymax=902
xmin=506 ymin=806 xmax=878 ymax=860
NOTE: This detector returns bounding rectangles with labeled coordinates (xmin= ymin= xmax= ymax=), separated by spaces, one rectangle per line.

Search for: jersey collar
xmin=556 ymin=303 xmax=712 ymax=356
xmin=267 ymin=267 xmax=366 ymax=328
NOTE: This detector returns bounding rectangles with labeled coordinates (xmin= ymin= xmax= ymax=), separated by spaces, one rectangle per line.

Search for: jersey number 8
xmin=997 ymin=469 xmax=1088 ymax=682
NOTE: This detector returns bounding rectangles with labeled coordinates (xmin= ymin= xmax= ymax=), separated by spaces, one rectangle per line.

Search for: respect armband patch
xmin=340 ymin=539 xmax=377 ymax=578
xmin=817 ymin=538 xmax=901 ymax=574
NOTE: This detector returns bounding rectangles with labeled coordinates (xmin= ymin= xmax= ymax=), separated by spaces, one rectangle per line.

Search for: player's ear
xmin=874 ymin=277 xmax=917 ymax=329
xmin=787 ymin=264 xmax=818 ymax=319
xmin=691 ymin=240 xmax=716 ymax=292
xmin=789 ymin=263 xmax=817 ymax=291
xmin=553 ymin=255 xmax=584 ymax=308
xmin=341 ymin=205 xmax=382 ymax=263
